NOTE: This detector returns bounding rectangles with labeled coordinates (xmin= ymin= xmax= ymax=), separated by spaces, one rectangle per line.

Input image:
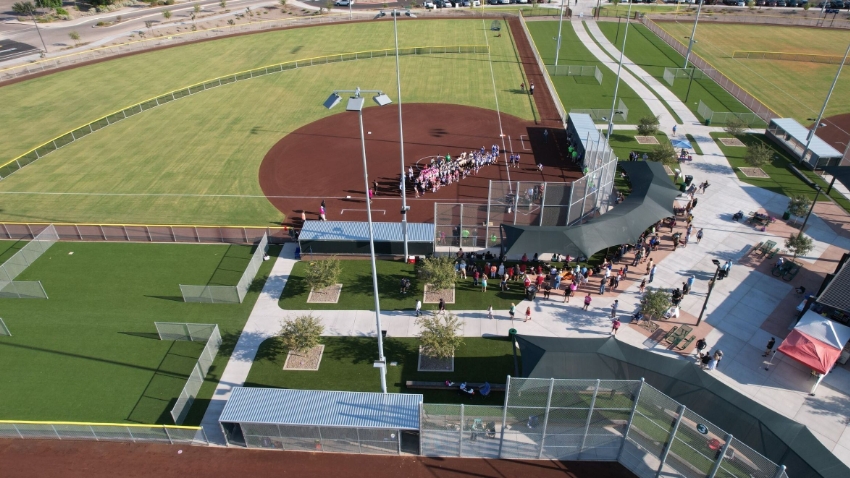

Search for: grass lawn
xmin=0 ymin=241 xmax=277 ymax=425
xmin=607 ymin=130 xmax=671 ymax=163
xmin=278 ymin=259 xmax=527 ymax=311
xmin=657 ymin=22 xmax=850 ymax=120
xmin=526 ymin=21 xmax=653 ymax=124
xmin=595 ymin=23 xmax=751 ymax=121
xmin=244 ymin=336 xmax=516 ymax=405
xmin=0 ymin=20 xmax=531 ymax=226
xmin=685 ymin=133 xmax=703 ymax=156
xmin=711 ymin=132 xmax=850 ymax=212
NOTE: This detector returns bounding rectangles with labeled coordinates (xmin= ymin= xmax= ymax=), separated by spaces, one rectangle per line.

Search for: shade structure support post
xmin=498 ymin=376 xmax=511 ymax=458
xmin=656 ymin=404 xmax=686 ymax=477
xmin=537 ymin=378 xmax=556 ymax=459
xmin=579 ymin=379 xmax=601 ymax=456
xmin=707 ymin=433 xmax=733 ymax=478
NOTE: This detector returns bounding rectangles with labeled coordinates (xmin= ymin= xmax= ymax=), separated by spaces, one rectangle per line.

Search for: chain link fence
xmin=155 ymin=322 xmax=222 ymax=424
xmin=0 ymin=44 xmax=487 ymax=183
xmin=0 ymin=420 xmax=208 ymax=445
xmin=697 ymin=100 xmax=767 ymax=128
xmin=546 ymin=65 xmax=603 ymax=85
xmin=733 ymin=50 xmax=850 ymax=65
xmin=433 ymin=203 xmax=491 ymax=255
xmin=0 ymin=222 xmax=290 ymax=244
xmin=662 ymin=66 xmax=709 ymax=87
xmin=241 ymin=423 xmax=404 ymax=454
xmin=0 ymin=224 xmax=57 ymax=299
xmin=179 ymin=232 xmax=267 ymax=303
xmin=648 ymin=12 xmax=850 ymax=30
xmin=569 ymin=98 xmax=629 ymax=123
xmin=0 ymin=317 xmax=10 ymax=336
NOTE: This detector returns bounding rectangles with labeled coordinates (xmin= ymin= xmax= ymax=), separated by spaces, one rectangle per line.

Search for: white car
xmin=334 ymin=0 xmax=353 ymax=5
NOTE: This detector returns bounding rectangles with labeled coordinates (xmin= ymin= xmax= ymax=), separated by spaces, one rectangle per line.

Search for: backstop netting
xmin=0 ymin=224 xmax=58 ymax=299
xmin=180 ymin=232 xmax=268 ymax=303
xmin=155 ymin=322 xmax=222 ymax=425
xmin=0 ymin=317 xmax=10 ymax=336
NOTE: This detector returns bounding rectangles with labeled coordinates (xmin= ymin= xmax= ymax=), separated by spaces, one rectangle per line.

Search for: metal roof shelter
xmin=219 ymin=388 xmax=423 ymax=453
xmin=816 ymin=257 xmax=850 ymax=314
xmin=567 ymin=113 xmax=601 ymax=164
xmin=766 ymin=118 xmax=843 ymax=169
xmin=298 ymin=221 xmax=434 ymax=256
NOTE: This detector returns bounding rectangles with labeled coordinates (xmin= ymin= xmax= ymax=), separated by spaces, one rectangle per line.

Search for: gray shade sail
xmin=299 ymin=221 xmax=434 ymax=243
xmin=501 ymin=161 xmax=681 ymax=258
xmin=516 ymin=335 xmax=848 ymax=478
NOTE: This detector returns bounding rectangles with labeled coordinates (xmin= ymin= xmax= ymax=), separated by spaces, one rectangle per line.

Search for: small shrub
xmin=165 ymin=0 xmax=175 ymax=4
xmin=162 ymin=9 xmax=171 ymax=19
xmin=279 ymin=314 xmax=324 ymax=353
xmin=194 ymin=3 xmax=201 ymax=13
xmin=785 ymin=233 xmax=813 ymax=261
xmin=723 ymin=117 xmax=747 ymax=136
xmin=55 ymin=6 xmax=67 ymax=15
xmin=12 ymin=1 xmax=35 ymax=15
xmin=637 ymin=114 xmax=660 ymax=136
xmin=220 ymin=0 xmax=226 ymax=8
xmin=417 ymin=312 xmax=464 ymax=360
xmin=68 ymin=30 xmax=80 ymax=45
xmin=305 ymin=256 xmax=342 ymax=290
xmin=744 ymin=142 xmax=772 ymax=167
xmin=419 ymin=256 xmax=456 ymax=291
xmin=803 ymin=2 xmax=810 ymax=9
xmin=787 ymin=195 xmax=812 ymax=219
xmin=641 ymin=288 xmax=671 ymax=321
xmin=648 ymin=142 xmax=677 ymax=166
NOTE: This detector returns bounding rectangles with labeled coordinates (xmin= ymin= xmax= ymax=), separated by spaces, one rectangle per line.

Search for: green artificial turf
xmin=595 ymin=22 xmax=750 ymax=120
xmin=712 ymin=132 xmax=850 ymax=213
xmin=606 ymin=130 xmax=671 ymax=163
xmin=278 ymin=259 xmax=527 ymax=311
xmin=0 ymin=241 xmax=278 ymax=425
xmin=244 ymin=336 xmax=516 ymax=405
xmin=525 ymin=21 xmax=653 ymax=124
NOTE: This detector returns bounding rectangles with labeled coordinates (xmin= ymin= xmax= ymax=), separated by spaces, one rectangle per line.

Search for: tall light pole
xmin=324 ymin=88 xmax=393 ymax=393
xmin=801 ymin=41 xmax=850 ymax=169
xmin=25 ymin=5 xmax=48 ymax=55
xmin=393 ymin=9 xmax=410 ymax=260
xmin=683 ymin=0 xmax=703 ymax=69
xmin=555 ymin=0 xmax=566 ymax=67
xmin=697 ymin=259 xmax=721 ymax=326
xmin=606 ymin=1 xmax=632 ymax=139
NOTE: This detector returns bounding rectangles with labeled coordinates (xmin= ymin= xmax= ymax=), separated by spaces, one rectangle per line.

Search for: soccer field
xmin=0 ymin=241 xmax=277 ymax=425
xmin=0 ymin=19 xmax=532 ymax=226
xmin=656 ymin=22 xmax=850 ymax=120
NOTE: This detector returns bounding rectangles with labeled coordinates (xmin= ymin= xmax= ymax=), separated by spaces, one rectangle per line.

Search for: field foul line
xmin=341 ymin=209 xmax=386 ymax=215
xmin=519 ymin=135 xmax=532 ymax=150
xmin=0 ymin=191 xmax=356 ymax=199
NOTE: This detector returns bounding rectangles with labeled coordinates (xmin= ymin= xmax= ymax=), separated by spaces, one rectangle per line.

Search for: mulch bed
xmin=307 ymin=284 xmax=342 ymax=303
xmin=423 ymin=285 xmax=455 ymax=304
xmin=283 ymin=344 xmax=325 ymax=371
xmin=719 ymin=137 xmax=746 ymax=147
xmin=635 ymin=136 xmax=660 ymax=145
xmin=418 ymin=347 xmax=454 ymax=372
xmin=738 ymin=167 xmax=769 ymax=178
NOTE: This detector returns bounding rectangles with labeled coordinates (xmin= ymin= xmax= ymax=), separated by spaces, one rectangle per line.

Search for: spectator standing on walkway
xmin=649 ymin=265 xmax=657 ymax=283
xmin=583 ymin=293 xmax=592 ymax=310
xmin=415 ymin=300 xmax=422 ymax=317
xmin=611 ymin=318 xmax=621 ymax=335
xmin=672 ymin=125 xmax=677 ymax=135
xmin=529 ymin=82 xmax=535 ymax=95
xmin=763 ymin=338 xmax=776 ymax=357
xmin=566 ymin=281 xmax=577 ymax=303
xmin=481 ymin=277 xmax=488 ymax=292
xmin=696 ymin=228 xmax=704 ymax=244
xmin=487 ymin=305 xmax=494 ymax=320
xmin=439 ymin=298 xmax=446 ymax=312
xmin=599 ymin=278 xmax=606 ymax=295
xmin=695 ymin=338 xmax=707 ymax=357
xmin=509 ymin=303 xmax=516 ymax=321
xmin=525 ymin=307 xmax=532 ymax=323
xmin=639 ymin=277 xmax=647 ymax=294
xmin=611 ymin=300 xmax=619 ymax=318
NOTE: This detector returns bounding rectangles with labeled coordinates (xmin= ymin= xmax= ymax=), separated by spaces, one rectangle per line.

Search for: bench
xmin=405 ymin=381 xmax=506 ymax=392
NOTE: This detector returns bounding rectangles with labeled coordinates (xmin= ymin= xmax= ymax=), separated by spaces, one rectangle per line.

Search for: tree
xmin=611 ymin=0 xmax=620 ymax=14
xmin=305 ymin=256 xmax=342 ymax=290
xmin=417 ymin=312 xmax=464 ymax=360
xmin=419 ymin=256 xmax=456 ymax=291
xmin=747 ymin=0 xmax=755 ymax=9
xmin=193 ymin=2 xmax=201 ymax=13
xmin=803 ymin=2 xmax=810 ymax=10
xmin=325 ymin=0 xmax=333 ymax=12
xmin=785 ymin=233 xmax=814 ymax=261
xmin=787 ymin=194 xmax=812 ymax=223
xmin=744 ymin=142 xmax=772 ymax=167
xmin=12 ymin=1 xmax=36 ymax=15
xmin=648 ymin=142 xmax=677 ymax=166
xmin=637 ymin=114 xmax=660 ymax=136
xmin=724 ymin=117 xmax=747 ymax=136
xmin=641 ymin=287 xmax=671 ymax=322
xmin=279 ymin=314 xmax=324 ymax=353
xmin=279 ymin=0 xmax=287 ymax=6
xmin=162 ymin=9 xmax=171 ymax=19
xmin=220 ymin=0 xmax=226 ymax=9
xmin=35 ymin=0 xmax=60 ymax=9
xmin=68 ymin=31 xmax=80 ymax=46
xmin=144 ymin=20 xmax=154 ymax=33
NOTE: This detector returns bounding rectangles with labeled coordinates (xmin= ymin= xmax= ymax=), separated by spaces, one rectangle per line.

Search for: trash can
xmin=782 ymin=211 xmax=791 ymax=220
xmin=685 ymin=175 xmax=694 ymax=186
xmin=680 ymin=183 xmax=687 ymax=192
xmin=508 ymin=328 xmax=517 ymax=339
xmin=525 ymin=285 xmax=538 ymax=301
xmin=705 ymin=118 xmax=711 ymax=126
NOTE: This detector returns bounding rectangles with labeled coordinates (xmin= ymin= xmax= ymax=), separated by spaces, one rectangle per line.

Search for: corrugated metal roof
xmin=818 ymin=260 xmax=850 ymax=313
xmin=219 ymin=388 xmax=423 ymax=429
xmin=570 ymin=113 xmax=601 ymax=150
xmin=770 ymin=118 xmax=842 ymax=158
xmin=298 ymin=221 xmax=434 ymax=242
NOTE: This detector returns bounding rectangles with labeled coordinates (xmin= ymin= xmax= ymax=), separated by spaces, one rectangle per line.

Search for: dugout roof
xmin=516 ymin=335 xmax=849 ymax=478
xmin=299 ymin=221 xmax=434 ymax=243
xmin=501 ymin=161 xmax=680 ymax=258
xmin=770 ymin=118 xmax=842 ymax=160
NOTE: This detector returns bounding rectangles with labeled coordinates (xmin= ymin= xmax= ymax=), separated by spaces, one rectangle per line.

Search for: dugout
xmin=766 ymin=118 xmax=843 ymax=169
xmin=566 ymin=113 xmax=599 ymax=167
xmin=219 ymin=387 xmax=422 ymax=454
xmin=298 ymin=221 xmax=434 ymax=256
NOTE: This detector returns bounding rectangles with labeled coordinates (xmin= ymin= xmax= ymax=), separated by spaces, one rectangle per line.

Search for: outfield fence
xmin=641 ymin=17 xmax=778 ymax=123
xmin=518 ymin=12 xmax=567 ymax=128
xmin=420 ymin=377 xmax=788 ymax=478
xmin=0 ymin=222 xmax=291 ymax=244
xmin=0 ymin=224 xmax=57 ymax=299
xmin=179 ymin=233 xmax=268 ymax=303
xmin=650 ymin=12 xmax=850 ymax=30
xmin=0 ymin=44 xmax=489 ymax=183
xmin=546 ymin=64 xmax=603 ymax=85
xmin=697 ymin=100 xmax=767 ymax=128
xmin=733 ymin=50 xmax=850 ymax=65
xmin=155 ymin=322 xmax=222 ymax=425
xmin=0 ymin=317 xmax=10 ymax=336
xmin=569 ymin=98 xmax=629 ymax=124
xmin=0 ymin=420 xmax=208 ymax=445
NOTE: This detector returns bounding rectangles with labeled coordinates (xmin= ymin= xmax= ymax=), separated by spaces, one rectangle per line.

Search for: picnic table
xmin=664 ymin=325 xmax=693 ymax=347
xmin=758 ymin=240 xmax=777 ymax=256
xmin=748 ymin=212 xmax=774 ymax=228
xmin=772 ymin=261 xmax=801 ymax=282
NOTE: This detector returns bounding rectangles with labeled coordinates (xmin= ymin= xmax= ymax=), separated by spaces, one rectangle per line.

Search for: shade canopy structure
xmin=515 ymin=335 xmax=849 ymax=478
xmin=777 ymin=310 xmax=850 ymax=375
xmin=501 ymin=161 xmax=680 ymax=258
xmin=671 ymin=138 xmax=693 ymax=150
xmin=823 ymin=166 xmax=850 ymax=200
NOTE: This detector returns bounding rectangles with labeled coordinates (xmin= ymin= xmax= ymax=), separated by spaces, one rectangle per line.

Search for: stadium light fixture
xmin=373 ymin=94 xmax=393 ymax=107
xmin=323 ymin=93 xmax=342 ymax=110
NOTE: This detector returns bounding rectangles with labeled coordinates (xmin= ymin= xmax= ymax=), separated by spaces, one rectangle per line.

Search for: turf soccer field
xmin=0 ymin=241 xmax=277 ymax=425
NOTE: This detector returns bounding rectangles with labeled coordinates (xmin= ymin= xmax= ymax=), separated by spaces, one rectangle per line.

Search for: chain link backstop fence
xmin=0 ymin=224 xmax=57 ymax=299
xmin=240 ymin=423 xmax=407 ymax=455
xmin=0 ymin=222 xmax=290 ymax=244
xmin=180 ymin=233 xmax=268 ymax=303
xmin=155 ymin=322 xmax=222 ymax=425
xmin=697 ymin=100 xmax=767 ymax=128
xmin=569 ymin=98 xmax=629 ymax=124
xmin=0 ymin=420 xmax=208 ymax=445
xmin=546 ymin=64 xmax=603 ymax=85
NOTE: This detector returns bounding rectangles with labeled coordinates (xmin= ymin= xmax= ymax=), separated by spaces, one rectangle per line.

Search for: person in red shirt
xmin=473 ymin=270 xmax=480 ymax=287
xmin=535 ymin=274 xmax=545 ymax=287
xmin=524 ymin=275 xmax=531 ymax=289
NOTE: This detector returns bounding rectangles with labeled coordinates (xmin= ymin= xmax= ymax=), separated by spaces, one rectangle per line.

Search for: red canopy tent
xmin=778 ymin=311 xmax=850 ymax=394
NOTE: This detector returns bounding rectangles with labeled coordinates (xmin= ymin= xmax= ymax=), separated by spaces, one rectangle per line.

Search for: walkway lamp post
xmin=801 ymin=41 xmax=850 ymax=168
xmin=606 ymin=1 xmax=632 ymax=139
xmin=323 ymin=87 xmax=393 ymax=393
xmin=697 ymin=259 xmax=721 ymax=326
xmin=555 ymin=0 xmax=565 ymax=67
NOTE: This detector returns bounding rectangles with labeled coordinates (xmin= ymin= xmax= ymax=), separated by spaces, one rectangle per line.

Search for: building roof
xmin=219 ymin=388 xmax=423 ymax=430
xmin=817 ymin=259 xmax=850 ymax=313
xmin=771 ymin=118 xmax=842 ymax=158
xmin=299 ymin=221 xmax=434 ymax=243
xmin=570 ymin=113 xmax=601 ymax=151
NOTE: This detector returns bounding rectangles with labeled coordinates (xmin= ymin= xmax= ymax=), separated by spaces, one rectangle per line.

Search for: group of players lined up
xmin=406 ymin=144 xmax=512 ymax=197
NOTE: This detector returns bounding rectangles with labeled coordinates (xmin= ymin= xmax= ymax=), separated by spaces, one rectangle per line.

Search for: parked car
xmin=776 ymin=0 xmax=787 ymax=6
xmin=334 ymin=0 xmax=353 ymax=5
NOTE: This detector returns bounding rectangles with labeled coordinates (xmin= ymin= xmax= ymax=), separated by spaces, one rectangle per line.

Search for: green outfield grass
xmin=595 ymin=22 xmax=751 ymax=120
xmin=279 ymin=259 xmax=527 ymax=311
xmin=656 ymin=22 xmax=850 ymax=120
xmin=0 ymin=241 xmax=277 ymax=425
xmin=526 ymin=21 xmax=654 ymax=123
xmin=0 ymin=20 xmax=532 ymax=226
xmin=607 ymin=130 xmax=671 ymax=162
xmin=244 ymin=336 xmax=515 ymax=405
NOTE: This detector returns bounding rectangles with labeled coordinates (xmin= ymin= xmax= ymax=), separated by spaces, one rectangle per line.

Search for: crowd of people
xmin=408 ymin=145 xmax=502 ymax=198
